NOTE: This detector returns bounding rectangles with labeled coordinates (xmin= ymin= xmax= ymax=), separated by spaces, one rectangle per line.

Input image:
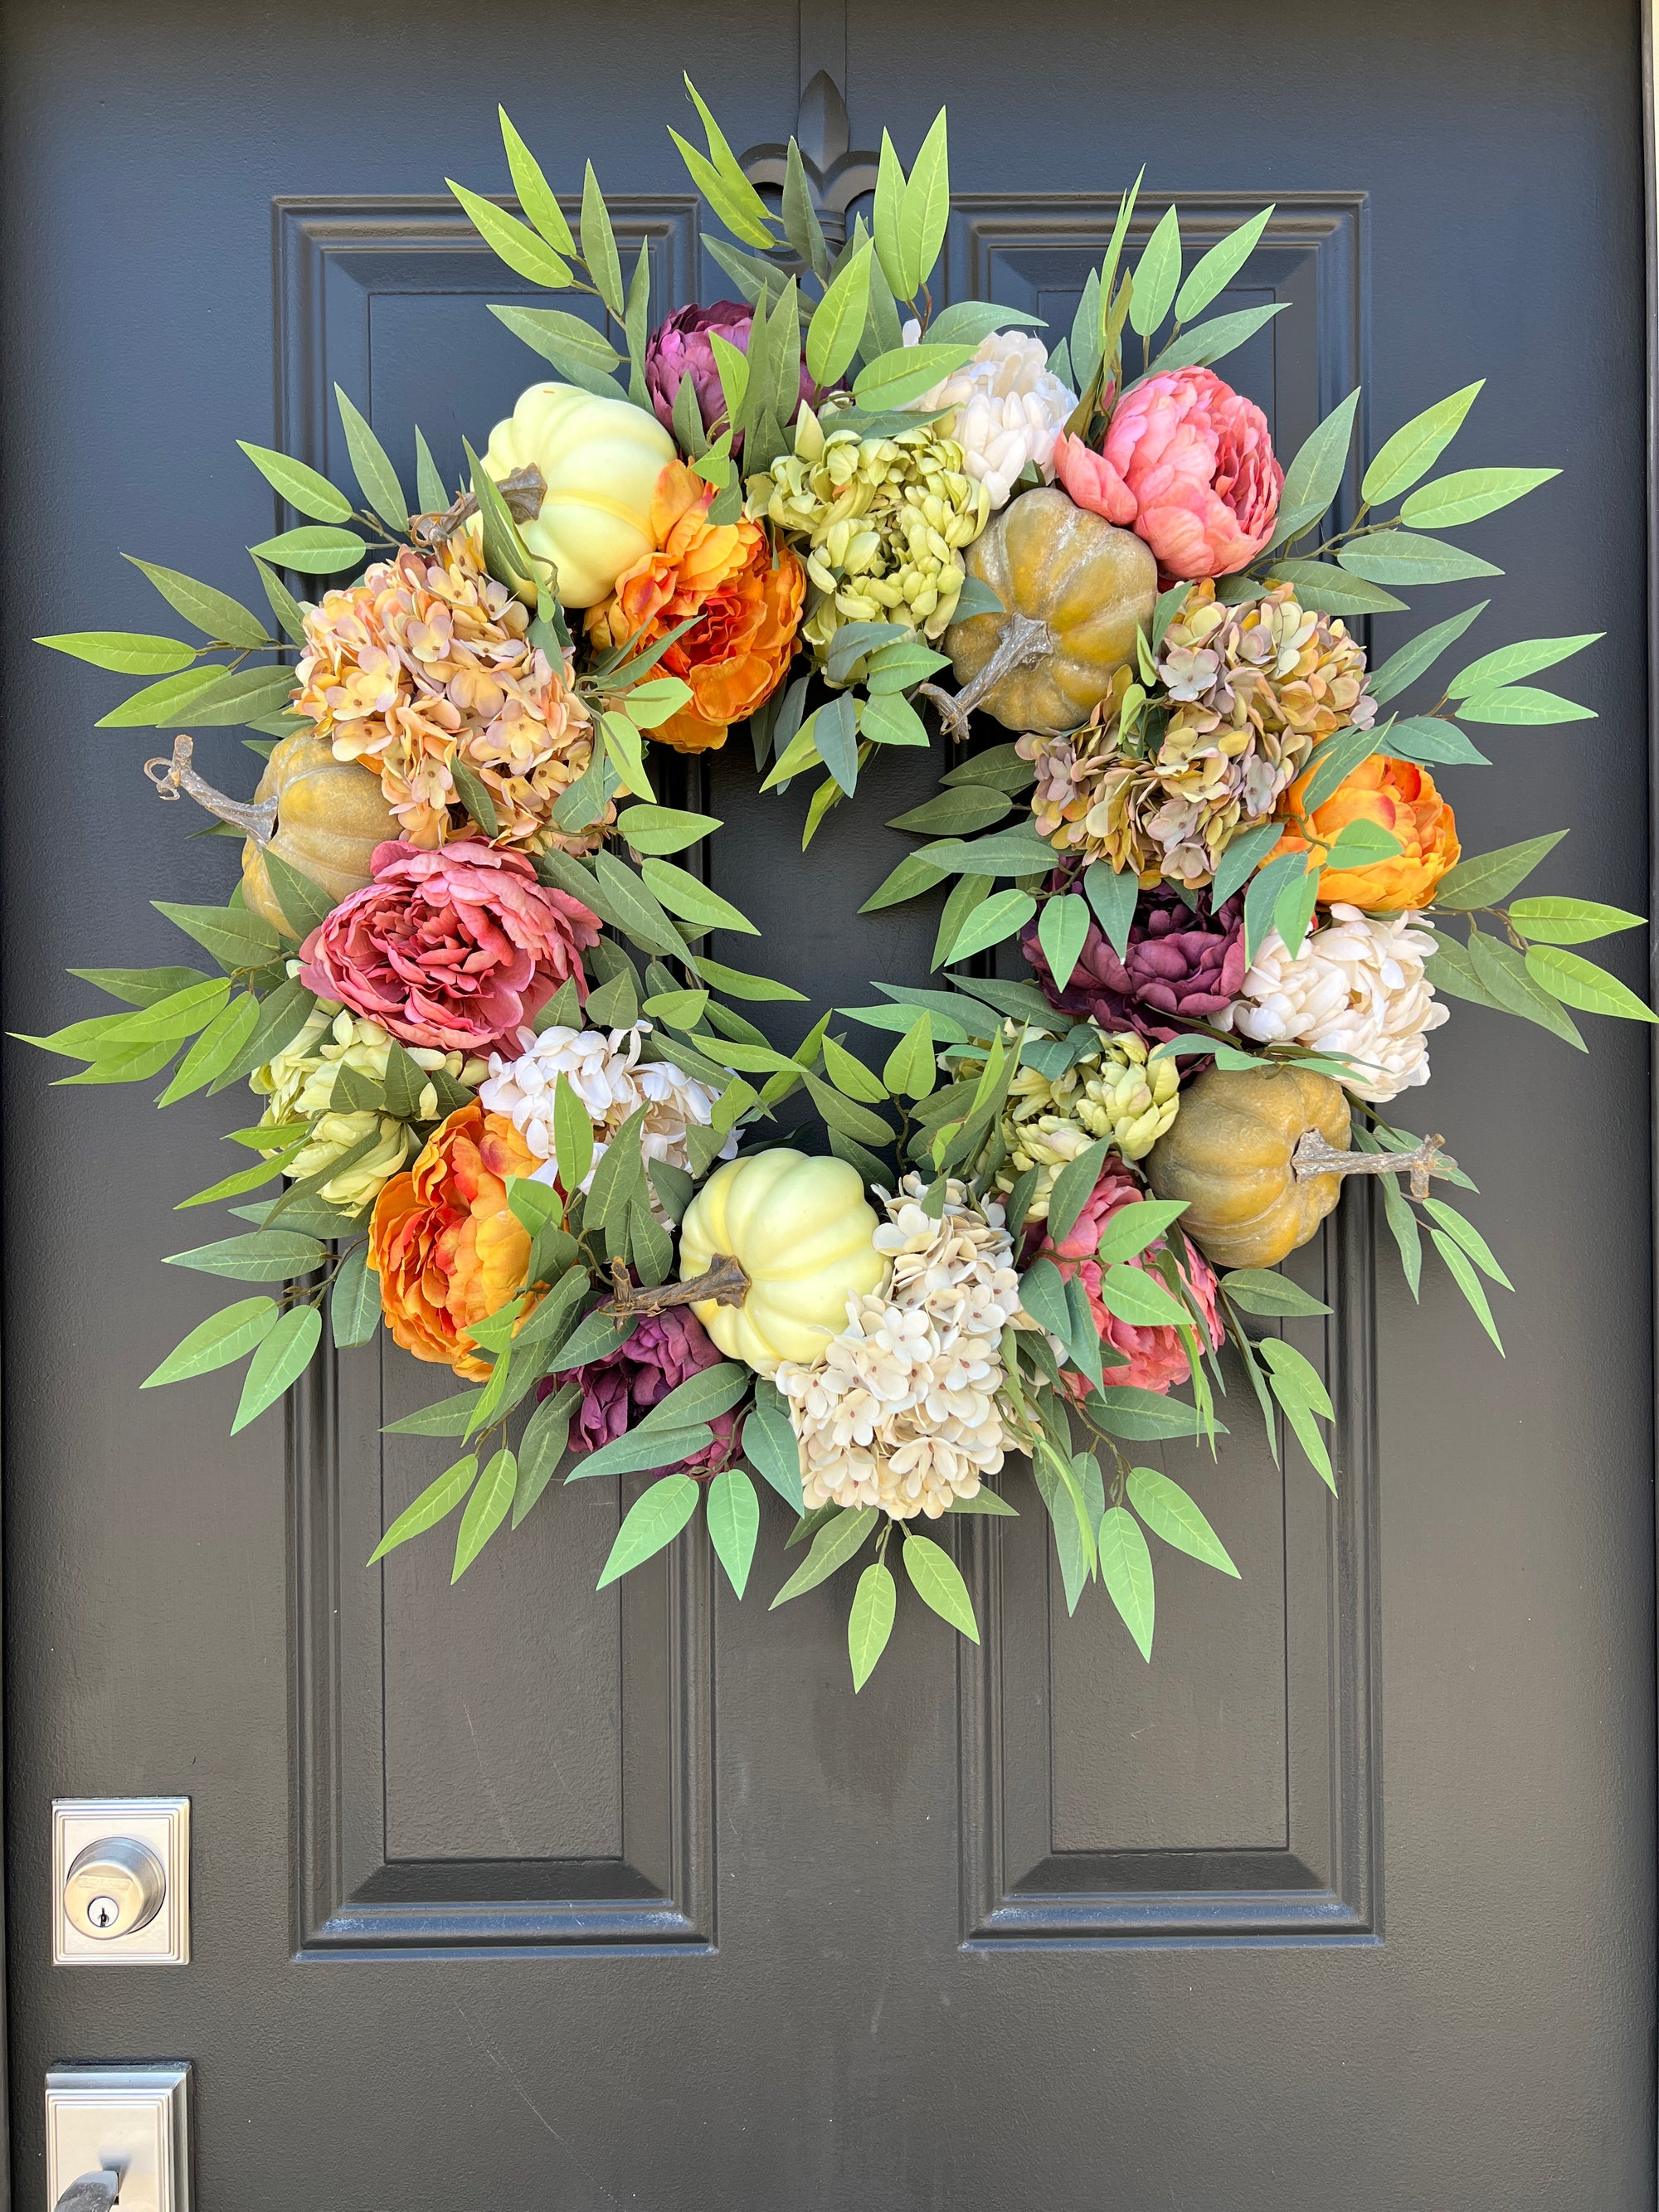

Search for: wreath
xmin=28 ymin=89 xmax=1651 ymax=1689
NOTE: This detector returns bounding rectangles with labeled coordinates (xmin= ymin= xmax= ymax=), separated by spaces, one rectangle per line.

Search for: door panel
xmin=2 ymin=2 xmax=1652 ymax=2206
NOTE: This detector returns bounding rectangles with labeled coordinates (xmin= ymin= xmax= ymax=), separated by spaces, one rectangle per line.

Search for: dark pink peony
xmin=553 ymin=1305 xmax=737 ymax=1479
xmin=299 ymin=839 xmax=599 ymax=1057
xmin=1053 ymin=366 xmax=1282 ymax=580
xmin=1030 ymin=1158 xmax=1224 ymax=1396
xmin=644 ymin=301 xmax=815 ymax=450
xmin=1022 ymin=880 xmax=1248 ymax=1044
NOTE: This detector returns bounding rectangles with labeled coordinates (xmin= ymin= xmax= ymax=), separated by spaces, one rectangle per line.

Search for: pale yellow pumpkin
xmin=242 ymin=733 xmax=397 ymax=938
xmin=677 ymin=1149 xmax=884 ymax=1375
xmin=479 ymin=382 xmax=674 ymax=609
xmin=943 ymin=487 xmax=1157 ymax=734
xmin=1143 ymin=1065 xmax=1352 ymax=1271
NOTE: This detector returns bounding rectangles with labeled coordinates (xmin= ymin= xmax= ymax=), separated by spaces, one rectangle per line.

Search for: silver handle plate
xmin=45 ymin=2066 xmax=191 ymax=2212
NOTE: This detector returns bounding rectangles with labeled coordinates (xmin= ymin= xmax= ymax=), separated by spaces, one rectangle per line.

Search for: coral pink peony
xmin=299 ymin=839 xmax=600 ymax=1057
xmin=1053 ymin=367 xmax=1282 ymax=580
xmin=1031 ymin=1158 xmax=1224 ymax=1395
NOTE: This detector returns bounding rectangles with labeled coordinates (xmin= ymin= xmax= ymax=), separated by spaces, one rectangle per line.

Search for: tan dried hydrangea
xmin=754 ymin=400 xmax=990 ymax=654
xmin=774 ymin=1178 xmax=1022 ymax=1520
xmin=996 ymin=1029 xmax=1180 ymax=1211
xmin=291 ymin=528 xmax=606 ymax=855
xmin=1019 ymin=581 xmax=1376 ymax=888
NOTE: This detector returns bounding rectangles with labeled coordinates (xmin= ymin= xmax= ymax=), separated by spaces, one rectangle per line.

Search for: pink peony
xmin=1053 ymin=367 xmax=1282 ymax=581
xmin=554 ymin=1305 xmax=738 ymax=1479
xmin=299 ymin=839 xmax=599 ymax=1057
xmin=1030 ymin=1158 xmax=1224 ymax=1395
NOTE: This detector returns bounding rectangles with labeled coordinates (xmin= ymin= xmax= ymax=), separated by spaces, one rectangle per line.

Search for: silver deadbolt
xmin=64 ymin=1837 xmax=166 ymax=1941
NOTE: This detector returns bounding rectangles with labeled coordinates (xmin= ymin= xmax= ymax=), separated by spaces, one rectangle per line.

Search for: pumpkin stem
xmin=416 ymin=464 xmax=547 ymax=543
xmin=1292 ymin=1128 xmax=1456 ymax=1203
xmin=144 ymin=734 xmax=277 ymax=844
xmin=918 ymin=612 xmax=1058 ymax=743
xmin=604 ymin=1252 xmax=751 ymax=1316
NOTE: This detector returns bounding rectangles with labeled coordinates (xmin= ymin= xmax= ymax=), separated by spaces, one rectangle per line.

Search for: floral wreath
xmin=28 ymin=89 xmax=1650 ymax=1689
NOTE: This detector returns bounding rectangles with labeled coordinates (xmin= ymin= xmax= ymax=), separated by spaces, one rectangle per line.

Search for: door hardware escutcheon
xmin=52 ymin=1801 xmax=189 ymax=1966
xmin=45 ymin=2065 xmax=191 ymax=2212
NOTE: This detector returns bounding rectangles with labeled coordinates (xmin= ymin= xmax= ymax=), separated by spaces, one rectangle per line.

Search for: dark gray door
xmin=3 ymin=2 xmax=1653 ymax=2205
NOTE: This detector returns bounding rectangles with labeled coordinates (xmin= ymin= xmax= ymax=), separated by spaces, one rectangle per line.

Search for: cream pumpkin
xmin=479 ymin=382 xmax=674 ymax=609
xmin=677 ymin=1149 xmax=884 ymax=1375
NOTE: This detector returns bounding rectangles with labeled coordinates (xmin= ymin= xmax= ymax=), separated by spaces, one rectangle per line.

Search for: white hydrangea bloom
xmin=774 ymin=1178 xmax=1024 ymax=1520
xmin=478 ymin=1020 xmax=734 ymax=1193
xmin=909 ymin=331 xmax=1078 ymax=508
xmin=1219 ymin=903 xmax=1449 ymax=1104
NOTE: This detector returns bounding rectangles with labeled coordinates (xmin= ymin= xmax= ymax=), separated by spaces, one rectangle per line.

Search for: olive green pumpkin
xmin=942 ymin=487 xmax=1157 ymax=735
xmin=1144 ymin=1064 xmax=1352 ymax=1271
xmin=241 ymin=733 xmax=398 ymax=937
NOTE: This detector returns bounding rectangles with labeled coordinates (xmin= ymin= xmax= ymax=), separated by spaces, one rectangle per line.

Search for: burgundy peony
xmin=1030 ymin=1159 xmax=1224 ymax=1396
xmin=554 ymin=1305 xmax=737 ymax=1479
xmin=299 ymin=839 xmax=600 ymax=1057
xmin=1022 ymin=880 xmax=1248 ymax=1044
xmin=1053 ymin=366 xmax=1282 ymax=581
xmin=644 ymin=301 xmax=815 ymax=449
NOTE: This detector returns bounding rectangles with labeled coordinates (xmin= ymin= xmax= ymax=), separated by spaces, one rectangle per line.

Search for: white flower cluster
xmin=1220 ymin=904 xmax=1449 ymax=1104
xmin=478 ymin=1020 xmax=734 ymax=1192
xmin=774 ymin=1178 xmax=1023 ymax=1520
xmin=909 ymin=328 xmax=1077 ymax=508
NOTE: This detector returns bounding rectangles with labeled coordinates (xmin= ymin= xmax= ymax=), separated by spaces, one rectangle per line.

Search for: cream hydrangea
xmin=774 ymin=1178 xmax=1023 ymax=1520
xmin=478 ymin=1020 xmax=734 ymax=1193
xmin=250 ymin=999 xmax=489 ymax=1210
xmin=909 ymin=328 xmax=1078 ymax=508
xmin=1219 ymin=904 xmax=1448 ymax=1103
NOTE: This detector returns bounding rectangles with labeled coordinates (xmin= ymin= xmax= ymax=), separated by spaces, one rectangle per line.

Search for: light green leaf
xmin=260 ymin=853 xmax=335 ymax=939
xmin=452 ymin=1448 xmax=518 ymax=1581
xmin=859 ymin=690 xmax=932 ymax=748
xmin=848 ymin=1561 xmax=898 ymax=1689
xmin=897 ymin=107 xmax=949 ymax=298
xmin=1093 ymin=1198 xmax=1190 ymax=1265
xmin=595 ymin=1472 xmax=701 ymax=1590
xmin=251 ymin=556 xmax=308 ymax=644
xmin=942 ymin=888 xmax=1036 ymax=965
xmin=873 ymin=130 xmax=908 ymax=299
xmin=1174 ymin=203 xmax=1274 ymax=322
xmin=1455 ymin=685 xmax=1595 ymax=727
xmin=122 ymin=555 xmax=268 ymax=644
xmin=1219 ymin=1269 xmax=1331 ymax=1319
xmin=805 ymin=235 xmax=874 ymax=387
xmin=1428 ymin=1230 xmax=1505 ymax=1353
xmin=707 ymin=1466 xmax=761 ymax=1598
xmin=231 ymin=1302 xmax=322 ymax=1432
xmin=246 ymin=527 xmax=366 ymax=576
xmin=1523 ymin=946 xmax=1656 ymax=1023
xmin=142 ymin=1296 xmax=278 ymax=1388
xmin=368 ymin=1455 xmax=478 ymax=1563
xmin=1399 ymin=466 xmax=1559 ymax=531
xmin=852 ymin=342 xmax=977 ymax=411
xmin=599 ymin=711 xmax=655 ymax=807
xmin=486 ymin=301 xmax=621 ymax=377
xmin=948 ymin=1487 xmax=1019 ymax=1516
xmin=1097 ymin=1263 xmax=1190 ymax=1330
xmin=1384 ymin=715 xmax=1491 ymax=768
xmin=883 ymin=1013 xmax=937 ymax=1100
xmin=1128 ymin=204 xmax=1181 ymax=336
xmin=153 ymin=899 xmax=281 ymax=972
xmin=551 ymin=1072 xmax=596 ymax=1195
xmin=579 ymin=160 xmax=625 ymax=318
xmin=640 ymin=857 xmax=757 ymax=937
xmin=743 ymin=1383 xmax=805 ymax=1514
xmin=567 ymin=1425 xmax=713 ymax=1481
xmin=1337 ymin=531 xmax=1501 ymax=586
xmin=1367 ymin=601 xmax=1490 ymax=706
xmin=1507 ymin=896 xmax=1644 ymax=946
xmin=1360 ymin=381 xmax=1484 ymax=505
xmin=330 ymin=1243 xmax=382 ymax=1349
xmin=499 ymin=108 xmax=577 ymax=257
xmin=781 ymin=137 xmax=831 ymax=281
xmin=927 ymin=301 xmax=1046 ymax=347
xmin=1432 ymin=830 xmax=1566 ymax=909
xmin=1146 ymin=301 xmax=1288 ymax=376
xmin=1421 ymin=1198 xmax=1511 ymax=1290
xmin=1466 ymin=931 xmax=1589 ymax=1046
xmin=1447 ymin=632 xmax=1603 ymax=699
xmin=1126 ymin=1468 xmax=1239 ymax=1578
xmin=1037 ymin=892 xmax=1091 ymax=992
xmin=413 ymin=428 xmax=448 ymax=513
xmin=333 ymin=385 xmax=407 ymax=529
xmin=1297 ymin=723 xmax=1382 ymax=820
xmin=36 ymin=630 xmax=197 ymax=674
xmin=236 ymin=441 xmax=353 ymax=525
xmin=771 ymin=1504 xmax=878 ymax=1606
xmin=616 ymin=805 xmax=721 ymax=855
xmin=164 ymin=1229 xmax=325 ymax=1282
xmin=1098 ymin=1506 xmax=1155 ymax=1659
xmin=901 ymin=1531 xmax=979 ymax=1642
xmin=94 ymin=667 xmax=218 ymax=727
xmin=156 ymin=992 xmax=261 ymax=1103
xmin=447 ymin=177 xmax=572 ymax=286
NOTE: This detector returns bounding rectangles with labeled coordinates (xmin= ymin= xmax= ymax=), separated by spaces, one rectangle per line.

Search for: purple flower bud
xmin=642 ymin=301 xmax=815 ymax=452
xmin=549 ymin=1302 xmax=737 ymax=1478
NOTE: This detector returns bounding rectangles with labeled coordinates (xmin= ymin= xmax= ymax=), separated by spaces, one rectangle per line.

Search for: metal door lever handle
xmin=53 ymin=2172 xmax=120 ymax=2212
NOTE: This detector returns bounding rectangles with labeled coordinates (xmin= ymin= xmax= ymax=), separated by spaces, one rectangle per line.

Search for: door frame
xmin=2 ymin=12 xmax=1657 ymax=2203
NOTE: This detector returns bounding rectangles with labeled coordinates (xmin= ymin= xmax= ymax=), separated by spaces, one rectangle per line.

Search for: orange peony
xmin=1271 ymin=752 xmax=1460 ymax=912
xmin=586 ymin=460 xmax=804 ymax=752
xmin=368 ymin=1101 xmax=543 ymax=1380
